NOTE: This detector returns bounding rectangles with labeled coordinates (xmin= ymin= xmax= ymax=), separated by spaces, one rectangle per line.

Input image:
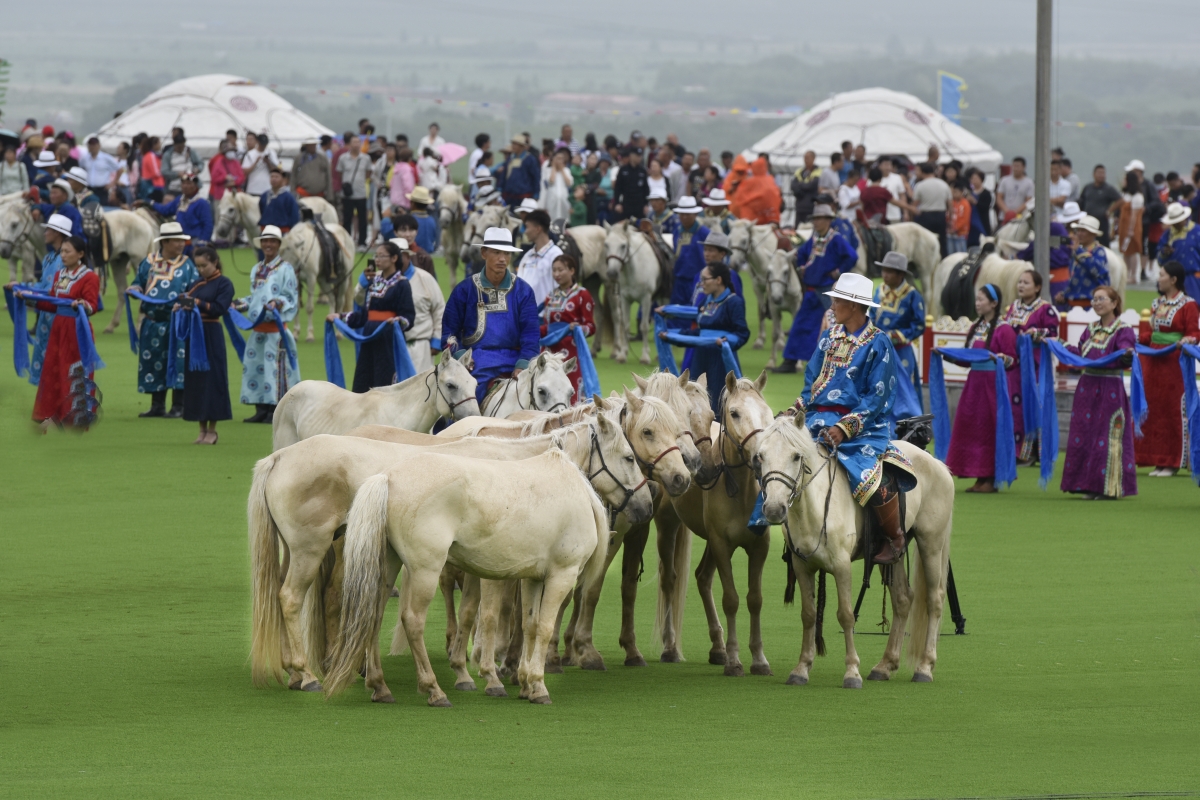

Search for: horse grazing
xmin=270 ymin=352 xmax=480 ymax=450
xmin=278 ymin=219 xmax=356 ymax=341
xmin=765 ymin=248 xmax=802 ymax=368
xmin=603 ymin=219 xmax=662 ymax=365
xmin=481 ymin=350 xmax=577 ymax=416
xmin=437 ymin=183 xmax=467 ymax=281
xmin=323 ymin=413 xmax=653 ymax=706
xmin=754 ymin=414 xmax=953 ymax=686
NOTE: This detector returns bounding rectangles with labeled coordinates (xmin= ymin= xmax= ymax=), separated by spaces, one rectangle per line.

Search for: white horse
xmin=0 ymin=196 xmax=46 ymax=284
xmin=754 ymin=414 xmax=953 ymax=686
xmin=270 ymin=352 xmax=481 ymax=450
xmin=481 ymin=350 xmax=577 ymax=417
xmin=765 ymin=248 xmax=802 ymax=367
xmin=602 ymin=219 xmax=662 ymax=365
xmin=322 ymin=414 xmax=653 ymax=706
xmin=96 ymin=208 xmax=157 ymax=333
xmin=278 ymin=219 xmax=356 ymax=341
xmin=561 ymin=224 xmax=613 ymax=355
xmin=437 ymin=183 xmax=467 ymax=281
xmin=874 ymin=222 xmax=942 ymax=291
xmin=212 ymin=189 xmax=338 ymax=245
xmin=460 ymin=204 xmax=519 ymax=269
xmin=727 ymin=219 xmax=782 ymax=351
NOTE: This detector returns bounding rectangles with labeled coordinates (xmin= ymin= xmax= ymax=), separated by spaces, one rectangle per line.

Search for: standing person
xmin=1016 ymin=201 xmax=1076 ymax=309
xmin=78 ymin=136 xmax=119 ymax=202
xmin=947 ymin=181 xmax=971 ymax=253
xmin=292 ymin=139 xmax=332 ymax=202
xmin=540 ymin=253 xmax=595 ymax=401
xmin=966 ymin=168 xmax=993 ymax=247
xmin=902 ymin=162 xmax=951 ymax=256
xmin=160 ymin=133 xmax=201 ymax=194
xmin=1156 ymin=202 xmax=1200 ymax=300
xmin=417 ymin=122 xmax=445 ymax=157
xmin=417 ymin=147 xmax=447 ymax=190
xmin=1078 ymin=164 xmax=1121 ymax=246
xmin=819 ymin=153 xmax=844 ymax=198
xmin=389 ymin=146 xmax=417 ymax=212
xmin=207 ymin=146 xmax=244 ymax=203
xmin=1 ymin=145 xmax=31 ymax=195
xmin=1061 ymin=215 xmax=1110 ymax=308
xmin=944 ymin=284 xmax=1021 ymax=493
xmin=1060 ymin=286 xmax=1138 ymax=499
xmin=405 ymin=186 xmax=439 ymax=255
xmin=258 ymin=167 xmax=300 ymax=239
xmin=496 ymin=136 xmax=540 ymax=207
xmin=613 ymin=146 xmax=649 ymax=221
xmin=1060 ymin=157 xmax=1081 ymax=202
xmin=329 ymin=240 xmax=415 ymax=392
xmin=22 ymin=236 xmax=101 ymax=429
xmin=468 ymin=133 xmax=491 ymax=186
xmin=235 ymin=226 xmax=300 ymax=423
xmin=515 ymin=209 xmax=562 ymax=306
xmin=879 ymin=157 xmax=909 ymax=223
xmin=16 ymin=214 xmax=70 ymax=384
xmin=776 ymin=204 xmax=858 ymax=373
xmin=1116 ymin=174 xmax=1146 ymax=283
xmin=240 ymin=133 xmax=277 ymax=197
xmin=995 ymin=156 xmax=1034 ymax=223
xmin=858 ymin=167 xmax=894 ymax=224
xmin=660 ymin=145 xmax=686 ymax=201
xmin=539 ymin=149 xmax=573 ymax=221
xmin=1002 ymin=268 xmax=1060 ymax=464
xmin=1048 ymin=159 xmax=1072 ymax=221
xmin=871 ymin=252 xmax=926 ymax=422
xmin=664 ymin=196 xmax=710 ymax=309
xmin=129 ymin=222 xmax=200 ymax=418
xmin=646 ymin=156 xmax=669 ymax=203
xmin=177 ymin=246 xmax=234 ymax=444
xmin=441 ymin=227 xmax=540 ymax=404
xmin=337 ymin=135 xmax=371 ymax=250
xmin=389 ymin=236 xmax=444 ymax=371
xmin=790 ymin=150 xmax=822 ymax=224
xmin=148 ymin=172 xmax=213 ymax=249
xmin=1136 ymin=261 xmax=1200 ymax=476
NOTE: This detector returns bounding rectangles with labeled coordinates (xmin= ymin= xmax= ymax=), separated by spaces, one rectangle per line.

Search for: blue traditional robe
xmin=783 ymin=229 xmax=858 ymax=363
xmin=132 ymin=253 xmax=200 ymax=392
xmin=411 ymin=210 xmax=440 ymax=255
xmin=669 ymin=220 xmax=709 ymax=306
xmin=27 ymin=249 xmax=63 ymax=385
xmin=831 ymin=217 xmax=860 ymax=252
xmin=799 ymin=322 xmax=915 ymax=505
xmin=152 ymin=194 xmax=214 ymax=245
xmin=692 ymin=289 xmax=749 ymax=412
xmin=872 ymin=281 xmax=926 ymax=421
xmin=442 ymin=271 xmax=540 ymax=403
xmin=1160 ymin=221 xmax=1200 ymax=301
xmin=239 ymin=257 xmax=300 ymax=405
xmin=1066 ymin=244 xmax=1109 ymax=304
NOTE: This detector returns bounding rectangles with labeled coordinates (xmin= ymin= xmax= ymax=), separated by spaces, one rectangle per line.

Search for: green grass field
xmin=1 ymin=255 xmax=1197 ymax=799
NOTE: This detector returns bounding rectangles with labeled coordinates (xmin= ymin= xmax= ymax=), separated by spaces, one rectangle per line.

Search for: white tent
xmin=90 ymin=74 xmax=334 ymax=157
xmin=746 ymin=87 xmax=1003 ymax=175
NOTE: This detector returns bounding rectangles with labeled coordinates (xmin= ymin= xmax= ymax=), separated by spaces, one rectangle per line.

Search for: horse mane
xmin=717 ymin=376 xmax=763 ymax=411
xmin=520 ymin=405 xmax=593 ymax=436
xmin=763 ymin=414 xmax=817 ymax=456
xmin=623 ymin=395 xmax=675 ymax=434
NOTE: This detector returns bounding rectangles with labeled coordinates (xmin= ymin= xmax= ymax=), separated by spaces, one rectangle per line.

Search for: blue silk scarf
xmin=930 ymin=347 xmax=1017 ymax=489
xmin=5 ymin=286 xmax=104 ymax=377
xmin=323 ymin=318 xmax=416 ymax=390
xmin=541 ymin=322 xmax=602 ymax=399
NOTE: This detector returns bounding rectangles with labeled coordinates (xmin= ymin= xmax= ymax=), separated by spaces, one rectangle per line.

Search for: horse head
xmin=0 ymin=202 xmax=33 ymax=259
xmin=719 ymin=370 xmax=774 ymax=472
xmin=726 ymin=219 xmax=753 ymax=270
xmin=632 ymin=369 xmax=710 ymax=480
xmin=212 ymin=192 xmax=243 ymax=244
xmin=603 ymin=220 xmax=634 ymax=283
xmin=526 ymin=351 xmax=575 ymax=412
xmin=577 ymin=411 xmax=655 ymax=525
xmin=434 ymin=350 xmax=481 ymax=420
xmin=607 ymin=390 xmax=692 ymax=497
xmin=753 ymin=411 xmax=820 ymax=525
xmin=767 ymin=249 xmax=795 ymax=307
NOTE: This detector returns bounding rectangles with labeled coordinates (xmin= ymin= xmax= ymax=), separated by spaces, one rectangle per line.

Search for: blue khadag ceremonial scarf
xmin=930 ymin=346 xmax=1017 ymax=489
xmin=5 ymin=286 xmax=104 ymax=377
xmin=323 ymin=317 xmax=416 ymax=390
xmin=541 ymin=322 xmax=601 ymax=399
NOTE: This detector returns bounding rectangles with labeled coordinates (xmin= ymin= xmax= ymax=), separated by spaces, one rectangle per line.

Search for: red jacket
xmin=207 ymin=154 xmax=245 ymax=201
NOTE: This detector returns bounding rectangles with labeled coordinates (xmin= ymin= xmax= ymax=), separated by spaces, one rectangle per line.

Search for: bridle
xmin=584 ymin=427 xmax=648 ymax=517
xmin=486 ymin=362 xmax=568 ymax=415
xmin=763 ymin=435 xmax=838 ymax=563
xmin=633 ymin=436 xmax=681 ymax=481
xmin=606 ymin=225 xmax=648 ymax=272
xmin=694 ymin=402 xmax=764 ymax=494
xmin=0 ymin=206 xmax=35 ymax=252
xmin=425 ymin=360 xmax=475 ymax=417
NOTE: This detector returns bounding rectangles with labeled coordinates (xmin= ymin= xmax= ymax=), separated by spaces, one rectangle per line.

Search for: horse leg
xmin=104 ymin=258 xmax=127 ymax=334
xmin=362 ymin=547 xmax=401 ymax=703
xmin=305 ymin=270 xmax=317 ymax=342
xmin=504 ymin=582 xmax=525 ymax=684
xmin=473 ymin=578 xmax=508 ymax=697
xmin=913 ymin=536 xmax=949 ymax=682
xmin=638 ymin=291 xmax=652 ymax=365
xmin=768 ymin=302 xmax=782 ymax=368
xmin=694 ymin=542 xmax=725 ymax=665
xmin=544 ymin=595 xmax=569 ymax=673
xmin=785 ymin=563 xmax=817 ymax=686
xmin=871 ymin=560 xmax=913 ymax=682
xmin=611 ymin=284 xmax=628 ymax=363
xmin=572 ymin=543 xmax=620 ymax=671
xmin=450 ymin=574 xmax=481 ymax=687
xmin=439 ymin=566 xmax=459 ymax=659
xmin=524 ymin=570 xmax=578 ymax=704
xmin=399 ymin=566 xmax=451 ymax=707
xmin=832 ymin=561 xmax=862 ymax=689
xmin=654 ymin=514 xmax=683 ymax=662
xmin=746 ymin=534 xmax=772 ymax=676
xmin=516 ymin=578 xmax=541 ymax=699
xmin=751 ymin=276 xmax=768 ymax=349
xmin=709 ymin=538 xmax=744 ymax=676
xmin=619 ymin=521 xmax=650 ymax=666
xmin=560 ymin=585 xmax=581 ymax=667
xmin=277 ymin=548 xmax=326 ymax=691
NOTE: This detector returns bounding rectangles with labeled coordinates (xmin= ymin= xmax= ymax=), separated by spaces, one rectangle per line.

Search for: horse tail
xmin=323 ymin=473 xmax=391 ymax=698
xmin=783 ymin=552 xmax=797 ymax=605
xmin=389 ymin=565 xmax=412 ymax=656
xmin=248 ymin=454 xmax=286 ymax=688
xmin=652 ymin=523 xmax=691 ymax=659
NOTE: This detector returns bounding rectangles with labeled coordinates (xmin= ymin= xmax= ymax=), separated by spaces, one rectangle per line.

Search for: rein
xmin=0 ymin=208 xmax=35 ymax=252
xmin=584 ymin=428 xmax=648 ymax=517
xmin=424 ymin=361 xmax=474 ymax=417
xmin=695 ymin=404 xmax=764 ymax=494
xmin=778 ymin=442 xmax=838 ymax=563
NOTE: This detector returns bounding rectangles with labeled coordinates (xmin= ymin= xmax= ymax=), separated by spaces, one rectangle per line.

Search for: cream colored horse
xmin=322 ymin=414 xmax=653 ymax=706
xmin=726 ymin=219 xmax=781 ymax=351
xmin=481 ymin=350 xmax=577 ymax=416
xmin=0 ymin=195 xmax=45 ymax=284
xmin=271 ymin=352 xmax=480 ymax=449
xmin=560 ymin=224 xmax=613 ymax=355
xmin=602 ymin=220 xmax=662 ymax=365
xmin=437 ymin=183 xmax=467 ymax=280
xmin=765 ymin=248 xmax=802 ymax=368
xmin=754 ymin=414 xmax=953 ymax=686
xmin=278 ymin=219 xmax=356 ymax=341
xmin=460 ymin=204 xmax=519 ymax=270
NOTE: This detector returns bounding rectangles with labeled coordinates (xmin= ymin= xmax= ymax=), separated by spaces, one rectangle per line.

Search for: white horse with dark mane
xmin=603 ymin=219 xmax=662 ymax=365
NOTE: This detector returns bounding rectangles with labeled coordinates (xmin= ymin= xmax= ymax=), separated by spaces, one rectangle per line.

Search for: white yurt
xmin=747 ymin=87 xmax=1003 ymax=175
xmin=90 ymin=74 xmax=334 ymax=157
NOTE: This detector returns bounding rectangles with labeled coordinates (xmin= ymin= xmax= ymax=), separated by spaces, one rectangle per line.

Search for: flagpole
xmin=1034 ymin=0 xmax=1053 ymax=300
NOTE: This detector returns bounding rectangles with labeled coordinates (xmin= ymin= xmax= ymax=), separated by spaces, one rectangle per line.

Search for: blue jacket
xmin=795 ymin=230 xmax=856 ymax=288
xmin=258 ymin=188 xmax=300 ymax=230
xmin=412 ymin=212 xmax=440 ymax=254
xmin=442 ymin=272 xmax=541 ymax=368
xmin=670 ymin=222 xmax=710 ymax=306
xmin=831 ymin=217 xmax=860 ymax=252
xmin=152 ymin=195 xmax=213 ymax=243
xmin=1066 ymin=245 xmax=1109 ymax=302
xmin=872 ymin=282 xmax=926 ymax=346
xmin=497 ymin=151 xmax=541 ymax=199
xmin=37 ymin=202 xmax=86 ymax=244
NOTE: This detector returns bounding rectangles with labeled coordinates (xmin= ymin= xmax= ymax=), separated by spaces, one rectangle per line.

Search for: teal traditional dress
xmin=799 ymin=321 xmax=916 ymax=505
xmin=239 ymin=256 xmax=300 ymax=405
xmin=872 ymin=281 xmax=926 ymax=420
xmin=28 ymin=248 xmax=63 ymax=385
xmin=132 ymin=253 xmax=200 ymax=393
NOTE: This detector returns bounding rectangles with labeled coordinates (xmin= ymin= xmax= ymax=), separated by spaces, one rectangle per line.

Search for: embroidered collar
xmin=477 ymin=270 xmax=514 ymax=291
xmin=879 ymin=282 xmax=912 ymax=305
xmin=828 ymin=320 xmax=879 ymax=347
xmin=367 ymin=270 xmax=403 ymax=303
xmin=1168 ymin=221 xmax=1194 ymax=243
xmin=701 ymin=289 xmax=731 ymax=311
xmin=252 ymin=256 xmax=284 ymax=287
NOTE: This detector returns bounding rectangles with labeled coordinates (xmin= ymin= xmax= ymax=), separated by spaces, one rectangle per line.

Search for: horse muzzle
xmin=762 ymin=497 xmax=790 ymax=525
xmin=623 ymin=487 xmax=655 ymax=525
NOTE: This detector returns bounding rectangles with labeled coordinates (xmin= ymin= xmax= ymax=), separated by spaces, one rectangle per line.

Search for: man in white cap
xmin=664 ymin=196 xmax=711 ymax=309
xmin=7 ymin=213 xmax=74 ymax=385
xmin=63 ymin=166 xmax=105 ymax=263
xmin=32 ymin=177 xmax=85 ymax=244
xmin=292 ymin=139 xmax=332 ymax=203
xmin=1156 ymin=201 xmax=1200 ymax=300
xmin=146 ymin=171 xmax=213 ymax=252
xmin=442 ymin=226 xmax=539 ymax=404
xmin=790 ymin=271 xmax=917 ymax=565
xmin=701 ymin=188 xmax=732 ymax=234
xmin=1123 ymin=158 xmax=1165 ymax=231
xmin=1061 ymin=214 xmax=1110 ymax=308
xmin=234 ymin=225 xmax=300 ymax=423
xmin=391 ymin=237 xmax=444 ymax=371
xmin=129 ymin=222 xmax=200 ymax=417
xmin=497 ymin=135 xmax=540 ymax=207
xmin=776 ymin=203 xmax=858 ymax=373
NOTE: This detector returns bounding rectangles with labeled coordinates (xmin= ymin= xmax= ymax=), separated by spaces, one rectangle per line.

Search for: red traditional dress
xmin=32 ymin=265 xmax=101 ymax=427
xmin=1135 ymin=291 xmax=1200 ymax=469
xmin=539 ymin=283 xmax=595 ymax=401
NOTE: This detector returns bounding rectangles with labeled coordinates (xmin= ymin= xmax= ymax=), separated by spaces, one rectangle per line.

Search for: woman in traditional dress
xmin=328 ymin=240 xmax=415 ymax=392
xmin=681 ymin=260 xmax=749 ymax=412
xmin=178 ymin=246 xmax=234 ymax=444
xmin=539 ymin=253 xmax=595 ymax=402
xmin=129 ymin=222 xmax=199 ymax=418
xmin=17 ymin=212 xmax=70 ymax=386
xmin=1116 ymin=173 xmax=1145 ymax=283
xmin=236 ymin=225 xmax=300 ymax=423
xmin=1136 ymin=261 xmax=1200 ymax=476
xmin=1061 ymin=286 xmax=1137 ymax=498
xmin=1002 ymin=268 xmax=1060 ymax=464
xmin=945 ymin=284 xmax=1021 ymax=493
xmin=25 ymin=236 xmax=100 ymax=429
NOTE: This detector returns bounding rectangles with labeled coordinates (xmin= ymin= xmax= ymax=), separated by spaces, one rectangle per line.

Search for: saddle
xmin=856 ymin=222 xmax=893 ymax=278
xmin=894 ymin=414 xmax=934 ymax=450
xmin=301 ymin=207 xmax=345 ymax=285
xmin=940 ymin=242 xmax=994 ymax=320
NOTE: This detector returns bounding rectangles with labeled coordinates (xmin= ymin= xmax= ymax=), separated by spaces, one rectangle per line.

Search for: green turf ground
xmin=1 ymin=254 xmax=1197 ymax=799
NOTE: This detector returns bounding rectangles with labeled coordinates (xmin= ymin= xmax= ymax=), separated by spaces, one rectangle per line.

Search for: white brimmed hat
xmin=516 ymin=198 xmax=539 ymax=214
xmin=473 ymin=165 xmax=493 ymax=179
xmin=811 ymin=203 xmax=837 ymax=219
xmin=33 ymin=151 xmax=59 ymax=168
xmin=51 ymin=178 xmax=74 ymax=199
xmin=1163 ymin=201 xmax=1191 ymax=227
xmin=253 ymin=224 xmax=283 ymax=246
xmin=301 ymin=138 xmax=319 ymax=146
xmin=1071 ymin=215 xmax=1103 ymax=236
xmin=389 ymin=237 xmax=412 ymax=252
xmin=64 ymin=165 xmax=89 ymax=185
xmin=647 ymin=188 xmax=668 ymax=202
xmin=154 ymin=221 xmax=191 ymax=243
xmin=673 ymin=195 xmax=704 ymax=215
xmin=407 ymin=186 xmax=434 ymax=205
xmin=825 ymin=273 xmax=879 ymax=308
xmin=702 ymin=188 xmax=730 ymax=207
xmin=475 ymin=187 xmax=501 ymax=206
xmin=1123 ymin=159 xmax=1145 ymax=172
xmin=481 ymin=226 xmax=521 ymax=253
xmin=45 ymin=213 xmax=74 ymax=237
xmin=1059 ymin=200 xmax=1085 ymax=224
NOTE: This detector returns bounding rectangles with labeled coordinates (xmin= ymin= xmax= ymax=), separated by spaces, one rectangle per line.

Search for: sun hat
xmin=673 ymin=195 xmax=704 ymax=215
xmin=702 ymin=230 xmax=731 ymax=252
xmin=64 ymin=165 xmax=89 ymax=185
xmin=1071 ymin=215 xmax=1103 ymax=236
xmin=51 ymin=178 xmax=75 ymax=198
xmin=407 ymin=186 xmax=434 ymax=205
xmin=810 ymin=203 xmax=836 ymax=219
xmin=389 ymin=237 xmax=411 ymax=252
xmin=301 ymin=138 xmax=319 ymax=147
xmin=825 ymin=273 xmax=880 ymax=308
xmin=253 ymin=224 xmax=283 ymax=246
xmin=33 ymin=150 xmax=59 ymax=169
xmin=1123 ymin=159 xmax=1145 ymax=173
xmin=702 ymin=189 xmax=730 ymax=207
xmin=1059 ymin=200 xmax=1085 ymax=224
xmin=510 ymin=135 xmax=526 ymax=146
xmin=1163 ymin=201 xmax=1191 ymax=227
xmin=647 ymin=188 xmax=668 ymax=202
xmin=154 ymin=221 xmax=191 ymax=243
xmin=874 ymin=251 xmax=910 ymax=274
xmin=475 ymin=187 xmax=501 ymax=206
xmin=473 ymin=165 xmax=493 ymax=179
xmin=480 ymin=226 xmax=522 ymax=253
xmin=45 ymin=213 xmax=74 ymax=237
xmin=516 ymin=197 xmax=539 ymax=214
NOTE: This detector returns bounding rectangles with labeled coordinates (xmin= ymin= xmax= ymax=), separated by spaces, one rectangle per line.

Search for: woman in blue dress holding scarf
xmin=687 ymin=259 xmax=749 ymax=412
xmin=177 ymin=246 xmax=235 ymax=444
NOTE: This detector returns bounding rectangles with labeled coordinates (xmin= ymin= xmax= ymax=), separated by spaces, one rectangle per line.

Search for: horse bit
xmin=585 ymin=427 xmax=648 ymax=518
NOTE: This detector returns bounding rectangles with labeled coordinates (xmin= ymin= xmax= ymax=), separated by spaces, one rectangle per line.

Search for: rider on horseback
xmin=790 ymin=272 xmax=917 ymax=564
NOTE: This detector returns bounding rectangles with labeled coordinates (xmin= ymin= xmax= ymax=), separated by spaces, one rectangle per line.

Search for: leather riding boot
xmin=139 ymin=391 xmax=166 ymax=418
xmin=165 ymin=389 xmax=184 ymax=419
xmin=871 ymin=493 xmax=907 ymax=564
xmin=772 ymin=359 xmax=798 ymax=374
xmin=261 ymin=404 xmax=276 ymax=424
xmin=243 ymin=404 xmax=269 ymax=423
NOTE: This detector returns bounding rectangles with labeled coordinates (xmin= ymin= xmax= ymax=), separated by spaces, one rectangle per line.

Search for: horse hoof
xmin=625 ymin=656 xmax=647 ymax=667
xmin=288 ymin=676 xmax=303 ymax=690
xmin=785 ymin=674 xmax=808 ymax=686
xmin=580 ymin=657 xmax=607 ymax=672
xmin=529 ymin=695 xmax=552 ymax=705
xmin=723 ymin=664 xmax=744 ymax=677
xmin=639 ymin=355 xmax=651 ymax=366
xmin=868 ymin=669 xmax=890 ymax=682
xmin=750 ymin=664 xmax=773 ymax=676
xmin=371 ymin=691 xmax=395 ymax=703
xmin=485 ymin=686 xmax=509 ymax=698
xmin=752 ymin=341 xmax=764 ymax=350
xmin=455 ymin=681 xmax=477 ymax=691
xmin=708 ymin=651 xmax=726 ymax=666
xmin=428 ymin=696 xmax=453 ymax=708
xmin=544 ymin=663 xmax=564 ymax=674
xmin=305 ymin=334 xmax=315 ymax=343
xmin=301 ymin=680 xmax=323 ymax=692
xmin=613 ymin=355 xmax=627 ymax=364
xmin=843 ymin=676 xmax=863 ymax=689
xmin=560 ymin=656 xmax=575 ymax=667
xmin=912 ymin=672 xmax=933 ymax=683
xmin=660 ymin=650 xmax=682 ymax=664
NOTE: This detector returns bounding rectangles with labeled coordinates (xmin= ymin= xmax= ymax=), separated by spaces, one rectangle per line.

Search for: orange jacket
xmin=722 ymin=154 xmax=751 ymax=216
xmin=734 ymin=157 xmax=781 ymax=224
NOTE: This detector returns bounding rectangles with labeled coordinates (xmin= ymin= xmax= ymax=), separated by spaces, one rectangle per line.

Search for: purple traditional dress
xmin=945 ymin=321 xmax=1022 ymax=479
xmin=1060 ymin=320 xmax=1138 ymax=498
xmin=1002 ymin=297 xmax=1060 ymax=461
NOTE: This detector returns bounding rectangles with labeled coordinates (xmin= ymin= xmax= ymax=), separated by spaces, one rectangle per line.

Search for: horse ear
xmin=535 ymin=352 xmax=548 ymax=368
xmin=793 ymin=408 xmax=807 ymax=429
xmin=753 ymin=369 xmax=768 ymax=393
xmin=624 ymin=390 xmax=644 ymax=413
xmin=725 ymin=371 xmax=739 ymax=396
xmin=592 ymin=393 xmax=609 ymax=410
xmin=632 ymin=372 xmax=649 ymax=391
xmin=603 ymin=220 xmax=611 ymax=231
xmin=695 ymin=373 xmax=708 ymax=389
xmin=677 ymin=369 xmax=690 ymax=385
xmin=460 ymin=348 xmax=475 ymax=371
xmin=596 ymin=411 xmax=617 ymax=436
xmin=563 ymin=357 xmax=577 ymax=374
